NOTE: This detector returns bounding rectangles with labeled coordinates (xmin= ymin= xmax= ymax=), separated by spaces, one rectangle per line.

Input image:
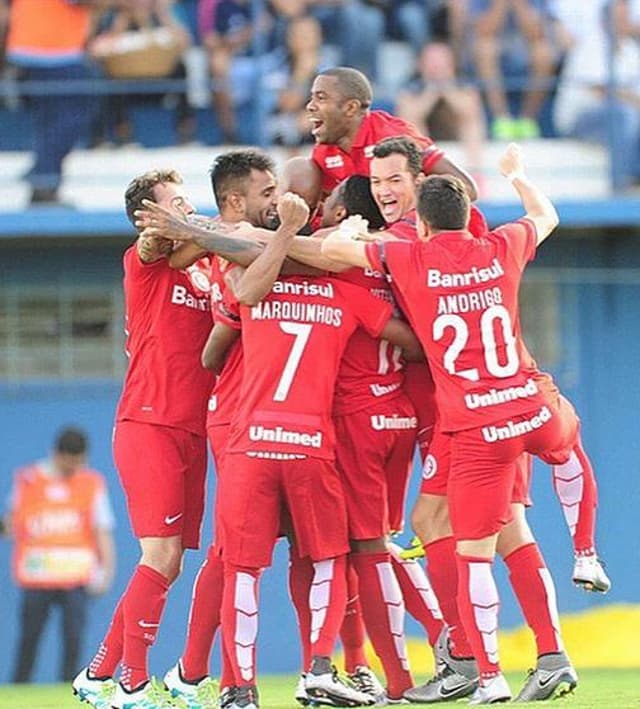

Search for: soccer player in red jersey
xmin=161 ymin=150 xmax=282 ymax=709
xmin=74 ymin=170 xmax=215 ymax=709
xmin=321 ymin=143 xmax=582 ymax=703
xmin=307 ymin=66 xmax=478 ymax=201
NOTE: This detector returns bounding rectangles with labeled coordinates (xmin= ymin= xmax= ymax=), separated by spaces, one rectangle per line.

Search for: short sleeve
xmin=491 ymin=218 xmax=538 ymax=267
xmin=365 ymin=239 xmax=414 ymax=282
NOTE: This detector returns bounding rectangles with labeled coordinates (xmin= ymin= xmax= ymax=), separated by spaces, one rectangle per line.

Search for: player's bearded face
xmin=370 ymin=155 xmax=417 ymax=224
xmin=242 ymin=170 xmax=279 ymax=229
xmin=307 ymin=77 xmax=352 ymax=144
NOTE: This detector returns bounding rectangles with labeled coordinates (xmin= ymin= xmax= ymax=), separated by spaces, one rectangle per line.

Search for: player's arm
xmin=286 ymin=233 xmax=353 ymax=273
xmin=320 ymin=217 xmax=376 ymax=269
xmin=135 ymin=200 xmax=267 ymax=267
xmin=499 ymin=143 xmax=559 ymax=244
xmin=92 ymin=527 xmax=116 ymax=595
xmin=227 ymin=193 xmax=309 ymax=306
xmin=135 ymin=233 xmax=173 ymax=264
xmin=426 ymin=154 xmax=478 ymax=201
xmin=380 ymin=318 xmax=424 ymax=362
xmin=201 ymin=321 xmax=241 ymax=372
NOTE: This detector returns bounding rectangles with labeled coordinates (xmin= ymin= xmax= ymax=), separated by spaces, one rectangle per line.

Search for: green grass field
xmin=0 ymin=670 xmax=637 ymax=709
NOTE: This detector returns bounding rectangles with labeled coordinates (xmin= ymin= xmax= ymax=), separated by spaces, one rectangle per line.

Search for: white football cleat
xmin=468 ymin=673 xmax=511 ymax=705
xmin=164 ymin=661 xmax=218 ymax=708
xmin=348 ymin=666 xmax=386 ymax=704
xmin=71 ymin=667 xmax=116 ymax=709
xmin=572 ymin=555 xmax=611 ymax=593
xmin=305 ymin=657 xmax=375 ymax=707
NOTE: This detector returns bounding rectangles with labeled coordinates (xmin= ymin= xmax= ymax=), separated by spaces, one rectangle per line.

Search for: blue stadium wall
xmin=1 ymin=225 xmax=639 ymax=682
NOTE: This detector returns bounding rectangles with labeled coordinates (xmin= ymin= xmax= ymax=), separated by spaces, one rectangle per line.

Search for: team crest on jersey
xmin=422 ymin=454 xmax=437 ymax=480
xmin=364 ymin=145 xmax=376 ymax=159
xmin=186 ymin=265 xmax=211 ymax=294
xmin=325 ymin=155 xmax=344 ymax=169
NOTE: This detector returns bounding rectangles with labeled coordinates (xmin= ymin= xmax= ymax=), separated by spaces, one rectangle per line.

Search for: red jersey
xmin=366 ymin=219 xmax=542 ymax=432
xmin=227 ymin=276 xmax=393 ymax=459
xmin=116 ymin=248 xmax=214 ymax=436
xmin=333 ymin=266 xmax=404 ymax=416
xmin=206 ymin=256 xmax=243 ymax=428
xmin=312 ymin=111 xmax=444 ymax=194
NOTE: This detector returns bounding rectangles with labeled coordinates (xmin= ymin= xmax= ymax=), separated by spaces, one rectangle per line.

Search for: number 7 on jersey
xmin=273 ymin=322 xmax=313 ymax=402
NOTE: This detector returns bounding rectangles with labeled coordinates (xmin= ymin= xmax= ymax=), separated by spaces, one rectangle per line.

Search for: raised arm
xmin=499 ymin=143 xmax=559 ymax=244
xmin=227 ymin=193 xmax=310 ymax=306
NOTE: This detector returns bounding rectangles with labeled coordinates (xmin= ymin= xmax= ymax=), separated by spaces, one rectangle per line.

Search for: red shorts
xmin=448 ymin=401 xmax=577 ymax=540
xmin=420 ymin=428 xmax=533 ymax=506
xmin=220 ymin=453 xmax=349 ymax=568
xmin=334 ymin=395 xmax=416 ymax=539
xmin=114 ymin=420 xmax=207 ymax=549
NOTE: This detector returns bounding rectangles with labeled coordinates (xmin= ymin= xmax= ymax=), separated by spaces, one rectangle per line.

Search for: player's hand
xmin=277 ymin=192 xmax=310 ymax=234
xmin=135 ymin=199 xmax=191 ymax=240
xmin=499 ymin=143 xmax=525 ymax=179
xmin=337 ymin=214 xmax=372 ymax=241
xmin=86 ymin=567 xmax=110 ymax=597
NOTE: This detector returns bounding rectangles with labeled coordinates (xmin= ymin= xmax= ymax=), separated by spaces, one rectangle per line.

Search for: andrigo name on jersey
xmin=428 ymin=257 xmax=504 ymax=288
xmin=249 ymin=425 xmax=322 ymax=448
xmin=171 ymin=284 xmax=209 ymax=311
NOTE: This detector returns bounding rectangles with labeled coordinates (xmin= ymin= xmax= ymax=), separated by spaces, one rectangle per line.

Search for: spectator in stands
xmin=267 ymin=11 xmax=322 ymax=147
xmin=6 ymin=0 xmax=131 ymax=205
xmin=88 ymin=0 xmax=192 ymax=146
xmin=384 ymin=0 xmax=432 ymax=54
xmin=469 ymin=0 xmax=556 ymax=140
xmin=309 ymin=1 xmax=385 ymax=82
xmin=3 ymin=427 xmax=116 ymax=682
xmin=553 ymin=0 xmax=640 ymax=190
xmin=397 ymin=41 xmax=486 ymax=190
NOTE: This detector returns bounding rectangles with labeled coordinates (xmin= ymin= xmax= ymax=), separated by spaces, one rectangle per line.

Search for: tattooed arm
xmin=135 ymin=233 xmax=173 ymax=264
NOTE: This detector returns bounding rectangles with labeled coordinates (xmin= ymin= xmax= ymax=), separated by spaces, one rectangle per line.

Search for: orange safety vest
xmin=7 ymin=0 xmax=91 ymax=62
xmin=11 ymin=463 xmax=103 ymax=589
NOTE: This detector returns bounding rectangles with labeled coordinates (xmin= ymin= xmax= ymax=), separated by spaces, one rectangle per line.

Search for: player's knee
xmin=139 ymin=539 xmax=184 ymax=583
xmin=411 ymin=495 xmax=450 ymax=543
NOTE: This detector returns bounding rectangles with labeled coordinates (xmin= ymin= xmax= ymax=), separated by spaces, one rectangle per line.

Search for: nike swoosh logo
xmin=138 ymin=620 xmax=159 ymax=628
xmin=439 ymin=680 xmax=471 ymax=697
xmin=164 ymin=513 xmax=183 ymax=525
xmin=538 ymin=673 xmax=561 ymax=689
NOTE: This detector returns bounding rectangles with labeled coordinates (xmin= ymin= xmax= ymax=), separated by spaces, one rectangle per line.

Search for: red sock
xmin=309 ymin=555 xmax=348 ymax=660
xmin=456 ymin=554 xmax=500 ymax=680
xmin=389 ymin=543 xmax=444 ymax=646
xmin=120 ymin=565 xmax=170 ymax=691
xmin=90 ymin=598 xmax=124 ymax=678
xmin=504 ymin=543 xmax=562 ymax=656
xmin=424 ymin=536 xmax=473 ymax=657
xmin=181 ymin=546 xmax=225 ymax=681
xmin=288 ymin=549 xmax=314 ymax=671
xmin=351 ymin=551 xmax=413 ymax=698
xmin=221 ymin=564 xmax=260 ymax=686
xmin=340 ymin=562 xmax=368 ymax=674
xmin=220 ymin=633 xmax=235 ymax=690
xmin=553 ymin=432 xmax=598 ymax=555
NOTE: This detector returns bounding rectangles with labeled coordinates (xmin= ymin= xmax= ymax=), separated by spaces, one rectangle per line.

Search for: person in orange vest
xmin=3 ymin=426 xmax=116 ymax=683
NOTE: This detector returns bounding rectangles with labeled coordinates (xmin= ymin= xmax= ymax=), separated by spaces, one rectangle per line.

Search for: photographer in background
xmin=3 ymin=426 xmax=116 ymax=683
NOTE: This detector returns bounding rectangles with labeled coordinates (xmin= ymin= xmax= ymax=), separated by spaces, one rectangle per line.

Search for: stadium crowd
xmin=2 ymin=0 xmax=640 ymax=204
xmin=58 ymin=61 xmax=613 ymax=709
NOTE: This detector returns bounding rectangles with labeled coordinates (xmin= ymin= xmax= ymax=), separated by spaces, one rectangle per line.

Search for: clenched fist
xmin=277 ymin=192 xmax=310 ymax=234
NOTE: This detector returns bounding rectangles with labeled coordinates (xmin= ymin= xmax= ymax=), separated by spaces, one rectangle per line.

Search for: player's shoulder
xmin=13 ymin=463 xmax=41 ymax=485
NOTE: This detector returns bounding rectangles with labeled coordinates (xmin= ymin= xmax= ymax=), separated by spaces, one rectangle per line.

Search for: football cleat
xmin=219 ymin=686 xmax=239 ymax=709
xmin=572 ymin=555 xmax=611 ymax=593
xmin=295 ymin=674 xmax=312 ymax=706
xmin=112 ymin=678 xmax=179 ymax=709
xmin=514 ymin=652 xmax=578 ymax=702
xmin=164 ymin=661 xmax=218 ymax=708
xmin=347 ymin=666 xmax=386 ymax=704
xmin=403 ymin=666 xmax=478 ymax=703
xmin=71 ymin=667 xmax=116 ymax=709
xmin=305 ymin=657 xmax=375 ymax=707
xmin=398 ymin=536 xmax=425 ymax=561
xmin=468 ymin=673 xmax=511 ymax=705
xmin=226 ymin=684 xmax=259 ymax=709
xmin=433 ymin=626 xmax=479 ymax=681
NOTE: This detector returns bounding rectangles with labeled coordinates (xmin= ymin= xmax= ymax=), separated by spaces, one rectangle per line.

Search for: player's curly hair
xmin=210 ymin=149 xmax=276 ymax=208
xmin=417 ymin=175 xmax=470 ymax=231
xmin=319 ymin=67 xmax=373 ymax=110
xmin=124 ymin=168 xmax=182 ymax=226
xmin=372 ymin=137 xmax=423 ymax=177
